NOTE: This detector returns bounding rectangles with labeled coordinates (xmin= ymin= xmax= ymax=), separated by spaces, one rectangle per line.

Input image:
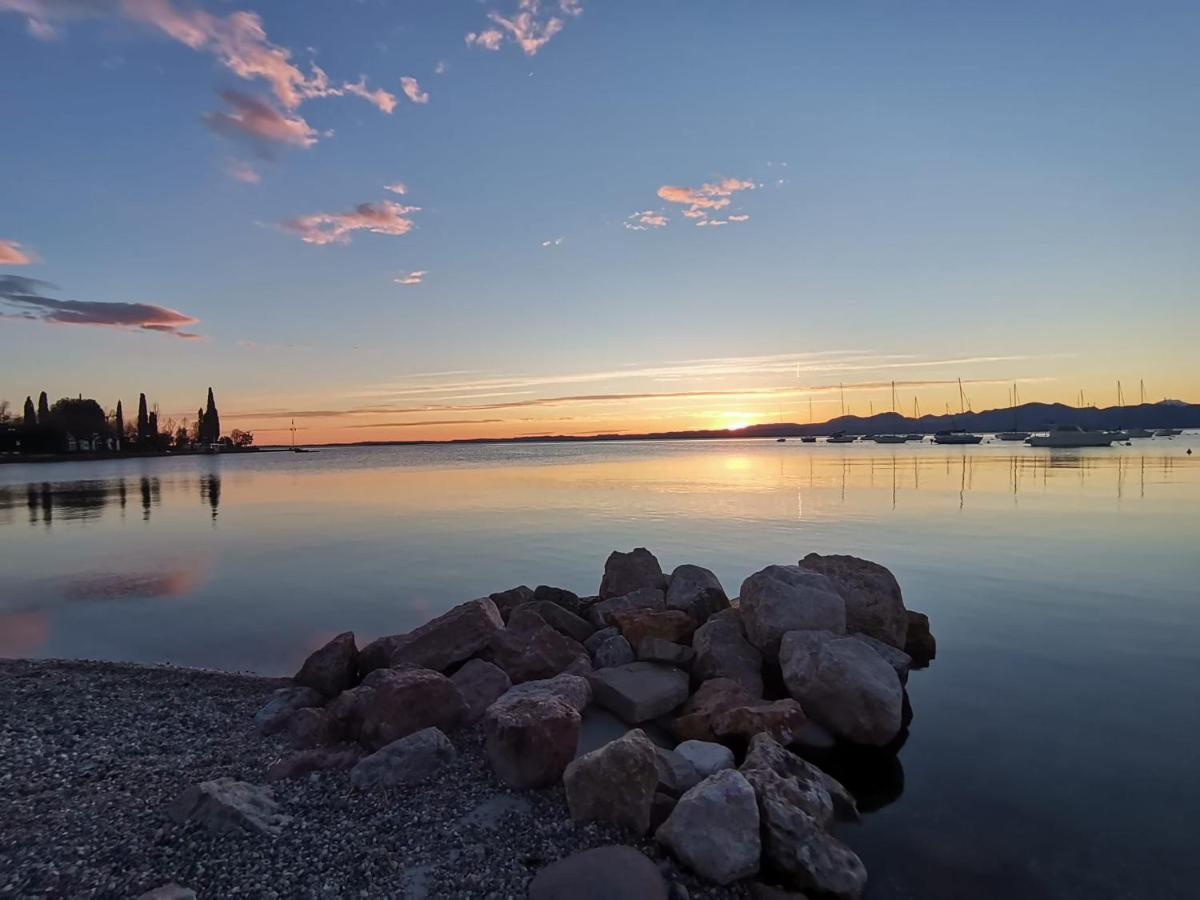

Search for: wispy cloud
xmin=400 ymin=76 xmax=429 ymax=104
xmin=281 ymin=199 xmax=421 ymax=245
xmin=394 ymin=270 xmax=426 ymax=286
xmin=0 ymin=240 xmax=35 ymax=265
xmin=624 ymin=210 xmax=667 ymax=231
xmin=224 ymin=158 xmax=261 ymax=183
xmin=206 ymin=89 xmax=318 ymax=149
xmin=541 ymin=237 xmax=563 ymax=247
xmin=347 ymin=418 xmax=504 ymax=429
xmin=434 ymin=60 xmax=448 ymax=75
xmin=467 ymin=0 xmax=582 ymax=56
xmin=656 ymin=177 xmax=755 ymax=226
xmin=342 ymin=77 xmax=397 ymax=113
xmin=384 ymin=182 xmax=407 ymax=195
xmin=0 ymin=275 xmax=200 ymax=338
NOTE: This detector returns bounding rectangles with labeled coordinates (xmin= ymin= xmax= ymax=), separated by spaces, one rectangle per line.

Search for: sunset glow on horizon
xmin=2 ymin=1 xmax=1196 ymax=444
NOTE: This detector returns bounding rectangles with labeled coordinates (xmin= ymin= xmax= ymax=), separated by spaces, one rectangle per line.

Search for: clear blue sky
xmin=2 ymin=1 xmax=1197 ymax=440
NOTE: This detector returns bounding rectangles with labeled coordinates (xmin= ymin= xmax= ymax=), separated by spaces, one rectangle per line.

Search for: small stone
xmin=592 ymin=634 xmax=636 ymax=668
xmin=584 ymin=626 xmax=620 ymax=654
xmin=653 ymin=745 xmax=702 ymax=796
xmin=527 ymin=601 xmax=596 ymax=642
xmin=168 ymin=778 xmax=290 ymax=837
xmin=265 ymin=746 xmax=363 ymax=782
xmin=451 ymin=659 xmax=512 ymax=723
xmin=496 ymin=672 xmax=591 ymax=712
xmin=589 ymin=587 xmax=667 ymax=629
xmin=293 ymin=631 xmax=358 ymax=698
xmin=589 ymin=662 xmax=690 ymax=724
xmin=674 ymin=740 xmax=735 ymax=778
xmin=637 ymin=638 xmax=694 ymax=667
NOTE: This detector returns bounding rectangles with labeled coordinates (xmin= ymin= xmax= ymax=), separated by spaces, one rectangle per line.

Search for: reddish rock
xmin=356 ymin=667 xmax=468 ymax=750
xmin=599 ymin=548 xmax=666 ymax=599
xmin=563 ymin=729 xmax=659 ymax=834
xmin=487 ymin=623 xmax=588 ymax=684
xmin=588 ymin=588 xmax=665 ymax=628
xmin=293 ymin=631 xmax=359 ymax=698
xmin=484 ymin=693 xmax=581 ymax=788
xmin=672 ymin=678 xmax=757 ymax=743
xmin=711 ymin=699 xmax=808 ymax=745
xmin=611 ymin=609 xmax=696 ymax=646
xmin=358 ymin=598 xmax=504 ymax=674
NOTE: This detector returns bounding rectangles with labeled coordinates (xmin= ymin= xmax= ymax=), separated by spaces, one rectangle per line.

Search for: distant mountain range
xmin=314 ymin=400 xmax=1198 ymax=447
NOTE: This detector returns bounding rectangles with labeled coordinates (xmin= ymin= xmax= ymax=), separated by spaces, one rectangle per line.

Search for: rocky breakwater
xmin=179 ymin=546 xmax=936 ymax=897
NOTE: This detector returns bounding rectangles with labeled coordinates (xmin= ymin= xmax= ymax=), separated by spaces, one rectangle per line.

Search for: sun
xmin=719 ymin=411 xmax=756 ymax=431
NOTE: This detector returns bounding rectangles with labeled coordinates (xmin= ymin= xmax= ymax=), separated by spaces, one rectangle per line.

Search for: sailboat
xmin=872 ymin=381 xmax=906 ymax=442
xmin=996 ymin=384 xmax=1030 ymax=441
xmin=934 ymin=379 xmax=982 ymax=444
xmin=905 ymin=397 xmax=923 ymax=440
xmin=801 ymin=396 xmax=816 ymax=442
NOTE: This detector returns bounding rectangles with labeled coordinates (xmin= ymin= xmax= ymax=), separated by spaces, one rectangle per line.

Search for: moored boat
xmin=996 ymin=431 xmax=1030 ymax=441
xmin=871 ymin=434 xmax=907 ymax=444
xmin=827 ymin=432 xmax=857 ymax=443
xmin=933 ymin=430 xmax=982 ymax=445
xmin=1026 ymin=425 xmax=1113 ymax=448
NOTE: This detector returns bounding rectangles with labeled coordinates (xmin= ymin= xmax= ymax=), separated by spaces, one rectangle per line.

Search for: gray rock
xmin=739 ymin=566 xmax=847 ymax=658
xmin=487 ymin=621 xmax=589 ymax=683
xmin=584 ymin=626 xmax=620 ymax=654
xmin=780 ymin=631 xmax=903 ymax=746
xmin=589 ymin=662 xmax=690 ymax=724
xmin=799 ymin=553 xmax=908 ymax=648
xmin=138 ymin=884 xmax=196 ymax=900
xmin=589 ymin=587 xmax=666 ymax=629
xmin=483 ymin=693 xmax=581 ymax=788
xmin=904 ymin=609 xmax=936 ymax=665
xmin=757 ymin=794 xmax=866 ymax=899
xmin=293 ymin=631 xmax=358 ymax=698
xmin=674 ymin=740 xmax=735 ymax=778
xmin=533 ymin=584 xmax=588 ymax=617
xmin=599 ymin=547 xmax=666 ymax=599
xmin=691 ymin=609 xmax=763 ymax=697
xmin=350 ymin=726 xmax=456 ymax=790
xmin=653 ymin=745 xmax=702 ymax=796
xmin=740 ymin=732 xmax=857 ymax=826
xmin=637 ymin=638 xmax=695 ymax=667
xmin=496 ymin=672 xmax=591 ymax=712
xmin=656 ymin=769 xmax=761 ymax=885
xmin=488 ymin=585 xmax=534 ymax=621
xmin=564 ymin=728 xmax=659 ymax=833
xmin=450 ymin=658 xmax=512 ymax=723
xmin=592 ymin=634 xmax=636 ymax=669
xmin=253 ymin=685 xmax=323 ymax=736
xmin=528 ymin=600 xmax=596 ymax=642
xmin=356 ymin=667 xmax=468 ymax=750
xmin=666 ymin=564 xmax=730 ymax=623
xmin=168 ymin=778 xmax=290 ymax=837
xmin=529 ymin=846 xmax=669 ymax=900
xmin=852 ymin=633 xmax=912 ymax=685
xmin=358 ymin=597 xmax=504 ymax=673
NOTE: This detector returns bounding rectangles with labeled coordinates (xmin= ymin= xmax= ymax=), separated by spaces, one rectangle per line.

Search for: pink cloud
xmin=624 ymin=210 xmax=667 ymax=231
xmin=656 ymin=176 xmax=755 ymax=225
xmin=1 ymin=274 xmax=201 ymax=338
xmin=206 ymin=89 xmax=317 ymax=148
xmin=467 ymin=1 xmax=581 ymax=56
xmin=0 ymin=240 xmax=35 ymax=265
xmin=225 ymin=158 xmax=261 ymax=183
xmin=394 ymin=270 xmax=427 ymax=286
xmin=384 ymin=182 xmax=408 ymax=195
xmin=281 ymin=200 xmax=421 ymax=246
xmin=401 ymin=75 xmax=429 ymax=104
xmin=342 ymin=77 xmax=397 ymax=114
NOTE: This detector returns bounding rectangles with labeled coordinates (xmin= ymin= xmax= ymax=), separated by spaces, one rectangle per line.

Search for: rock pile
xmin=235 ymin=547 xmax=935 ymax=896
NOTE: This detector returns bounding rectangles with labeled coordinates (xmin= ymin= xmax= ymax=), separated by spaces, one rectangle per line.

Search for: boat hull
xmin=996 ymin=432 xmax=1030 ymax=441
xmin=933 ymin=434 xmax=982 ymax=445
xmin=1026 ymin=436 xmax=1113 ymax=448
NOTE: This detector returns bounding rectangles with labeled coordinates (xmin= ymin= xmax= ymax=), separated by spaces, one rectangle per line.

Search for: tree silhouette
xmin=23 ymin=396 xmax=36 ymax=428
xmin=203 ymin=387 xmax=220 ymax=443
xmin=148 ymin=410 xmax=158 ymax=442
xmin=115 ymin=400 xmax=124 ymax=440
xmin=37 ymin=392 xmax=49 ymax=425
xmin=137 ymin=393 xmax=149 ymax=443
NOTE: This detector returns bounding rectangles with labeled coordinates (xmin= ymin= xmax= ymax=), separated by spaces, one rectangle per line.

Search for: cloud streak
xmin=206 ymin=89 xmax=317 ymax=149
xmin=281 ymin=199 xmax=421 ymax=245
xmin=400 ymin=76 xmax=429 ymax=104
xmin=0 ymin=275 xmax=200 ymax=338
xmin=467 ymin=0 xmax=582 ymax=56
xmin=394 ymin=270 xmax=427 ymax=286
xmin=0 ymin=240 xmax=34 ymax=265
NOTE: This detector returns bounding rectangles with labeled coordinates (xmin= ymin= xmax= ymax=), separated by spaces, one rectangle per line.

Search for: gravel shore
xmin=0 ymin=659 xmax=746 ymax=899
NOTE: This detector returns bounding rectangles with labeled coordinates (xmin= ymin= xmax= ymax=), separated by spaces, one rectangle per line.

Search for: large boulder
xmin=798 ymin=553 xmax=907 ymax=648
xmin=350 ymin=727 xmax=455 ymax=790
xmin=780 ymin=631 xmax=903 ymax=746
xmin=671 ymin=677 xmax=757 ymax=742
xmin=356 ymin=668 xmax=468 ymax=750
xmin=450 ymin=659 xmax=512 ymax=723
xmin=904 ymin=610 xmax=936 ymax=666
xmin=711 ymin=699 xmax=808 ymax=745
xmin=563 ymin=728 xmax=659 ymax=833
xmin=691 ymin=609 xmax=764 ymax=697
xmin=756 ymin=794 xmax=867 ymax=899
xmin=358 ymin=597 xmax=504 ymax=674
xmin=168 ymin=779 xmax=290 ymax=837
xmin=655 ymin=769 xmax=761 ymax=885
xmin=487 ymin=621 xmax=588 ymax=683
xmin=293 ymin=631 xmax=359 ymax=698
xmin=483 ymin=694 xmax=581 ymax=788
xmin=589 ymin=662 xmax=690 ymax=724
xmin=853 ymin=634 xmax=912 ymax=685
xmin=611 ymin=609 xmax=697 ymax=646
xmin=592 ymin=634 xmax=636 ymax=669
xmin=675 ymin=739 xmax=735 ymax=778
xmin=526 ymin=601 xmax=595 ymax=643
xmin=528 ymin=846 xmax=669 ymax=900
xmin=533 ymin=585 xmax=589 ymax=617
xmin=740 ymin=733 xmax=857 ymax=826
xmin=739 ymin=566 xmax=846 ymax=658
xmin=496 ymin=672 xmax=591 ymax=712
xmin=637 ymin=638 xmax=694 ymax=667
xmin=254 ymin=686 xmax=323 ymax=736
xmin=488 ymin=585 xmax=534 ymax=621
xmin=666 ymin=564 xmax=730 ymax=623
xmin=588 ymin=587 xmax=665 ymax=629
xmin=599 ymin=548 xmax=666 ymax=599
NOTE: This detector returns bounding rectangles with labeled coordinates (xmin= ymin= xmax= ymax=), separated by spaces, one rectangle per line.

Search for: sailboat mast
xmin=840 ymin=383 xmax=845 ymax=417
xmin=958 ymin=378 xmax=965 ymax=415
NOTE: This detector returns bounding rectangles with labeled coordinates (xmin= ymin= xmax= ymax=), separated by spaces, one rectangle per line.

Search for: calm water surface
xmin=2 ymin=438 xmax=1198 ymax=899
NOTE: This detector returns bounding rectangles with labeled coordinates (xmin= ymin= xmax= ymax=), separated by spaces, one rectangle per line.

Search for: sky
xmin=1 ymin=0 xmax=1197 ymax=443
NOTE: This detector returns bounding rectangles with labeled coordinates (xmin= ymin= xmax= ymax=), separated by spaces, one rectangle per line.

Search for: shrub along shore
xmin=0 ymin=549 xmax=935 ymax=899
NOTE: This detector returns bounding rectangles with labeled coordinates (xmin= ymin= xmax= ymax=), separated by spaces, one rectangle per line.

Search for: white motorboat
xmin=933 ymin=430 xmax=982 ymax=445
xmin=871 ymin=434 xmax=907 ymax=444
xmin=1026 ymin=426 xmax=1113 ymax=448
xmin=1124 ymin=428 xmax=1154 ymax=439
xmin=1155 ymin=428 xmax=1182 ymax=437
xmin=996 ymin=431 xmax=1030 ymax=441
xmin=826 ymin=433 xmax=857 ymax=443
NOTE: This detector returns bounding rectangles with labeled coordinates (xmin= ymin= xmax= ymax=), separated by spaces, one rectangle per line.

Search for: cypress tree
xmin=115 ymin=400 xmax=124 ymax=439
xmin=37 ymin=391 xmax=49 ymax=425
xmin=23 ymin=396 xmax=36 ymax=428
xmin=148 ymin=411 xmax=158 ymax=441
xmin=204 ymin=388 xmax=220 ymax=443
xmin=137 ymin=393 xmax=149 ymax=443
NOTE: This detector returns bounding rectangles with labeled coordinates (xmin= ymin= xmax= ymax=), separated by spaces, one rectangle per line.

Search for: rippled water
xmin=2 ymin=437 xmax=1198 ymax=898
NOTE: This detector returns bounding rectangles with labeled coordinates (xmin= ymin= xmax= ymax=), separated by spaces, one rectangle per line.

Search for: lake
xmin=2 ymin=437 xmax=1198 ymax=898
